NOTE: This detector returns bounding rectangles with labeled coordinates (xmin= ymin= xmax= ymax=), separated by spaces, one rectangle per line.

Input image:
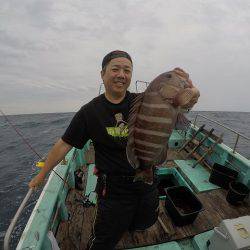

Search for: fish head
xmin=175 ymin=87 xmax=200 ymax=113
xmin=158 ymin=71 xmax=200 ymax=112
xmin=157 ymin=71 xmax=200 ymax=130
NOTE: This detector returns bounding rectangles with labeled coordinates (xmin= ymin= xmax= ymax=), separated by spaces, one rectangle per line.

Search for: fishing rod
xmin=0 ymin=108 xmax=68 ymax=187
xmin=0 ymin=109 xmax=42 ymax=159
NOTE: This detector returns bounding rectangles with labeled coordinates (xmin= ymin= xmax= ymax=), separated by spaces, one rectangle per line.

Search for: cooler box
xmin=208 ymin=216 xmax=250 ymax=250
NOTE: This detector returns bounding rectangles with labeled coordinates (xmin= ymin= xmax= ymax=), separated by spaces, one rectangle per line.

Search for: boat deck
xmin=56 ymin=146 xmax=250 ymax=250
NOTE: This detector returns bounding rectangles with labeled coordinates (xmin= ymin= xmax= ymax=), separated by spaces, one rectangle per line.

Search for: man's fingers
xmin=175 ymin=70 xmax=189 ymax=79
xmin=174 ymin=67 xmax=183 ymax=72
xmin=173 ymin=68 xmax=195 ymax=88
xmin=187 ymin=79 xmax=193 ymax=87
xmin=174 ymin=68 xmax=189 ymax=80
xmin=28 ymin=174 xmax=44 ymax=189
xmin=28 ymin=180 xmax=36 ymax=189
xmin=29 ymin=179 xmax=38 ymax=189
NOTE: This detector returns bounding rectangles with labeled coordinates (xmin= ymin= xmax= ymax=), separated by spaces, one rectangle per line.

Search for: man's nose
xmin=117 ymin=69 xmax=125 ymax=78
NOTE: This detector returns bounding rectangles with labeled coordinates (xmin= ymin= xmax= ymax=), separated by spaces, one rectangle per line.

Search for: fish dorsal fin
xmin=128 ymin=93 xmax=144 ymax=127
xmin=126 ymin=93 xmax=144 ymax=169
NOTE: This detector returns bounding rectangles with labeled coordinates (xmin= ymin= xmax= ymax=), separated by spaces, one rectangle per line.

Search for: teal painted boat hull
xmin=16 ymin=127 xmax=250 ymax=250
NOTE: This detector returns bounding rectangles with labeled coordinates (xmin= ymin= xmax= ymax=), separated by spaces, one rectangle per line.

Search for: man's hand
xmin=174 ymin=67 xmax=200 ymax=109
xmin=29 ymin=172 xmax=46 ymax=189
xmin=28 ymin=138 xmax=72 ymax=189
xmin=174 ymin=67 xmax=193 ymax=87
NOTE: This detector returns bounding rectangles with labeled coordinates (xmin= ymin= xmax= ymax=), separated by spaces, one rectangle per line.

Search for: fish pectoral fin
xmin=126 ymin=144 xmax=140 ymax=169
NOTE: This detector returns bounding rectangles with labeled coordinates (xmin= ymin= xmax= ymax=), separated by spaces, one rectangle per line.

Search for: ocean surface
xmin=0 ymin=111 xmax=249 ymax=249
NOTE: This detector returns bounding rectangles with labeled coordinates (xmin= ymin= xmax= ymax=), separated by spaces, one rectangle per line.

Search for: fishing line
xmin=0 ymin=108 xmax=68 ymax=186
xmin=0 ymin=109 xmax=42 ymax=159
xmin=1 ymin=108 xmax=92 ymax=205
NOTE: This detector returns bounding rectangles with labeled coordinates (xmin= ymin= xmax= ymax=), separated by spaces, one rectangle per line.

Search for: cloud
xmin=0 ymin=0 xmax=250 ymax=114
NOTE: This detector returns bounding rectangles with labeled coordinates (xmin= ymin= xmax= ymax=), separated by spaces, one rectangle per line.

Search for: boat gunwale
xmin=16 ymin=143 xmax=90 ymax=249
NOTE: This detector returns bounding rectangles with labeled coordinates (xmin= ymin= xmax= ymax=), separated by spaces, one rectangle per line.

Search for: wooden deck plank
xmin=79 ymin=206 xmax=96 ymax=250
xmin=56 ymin=147 xmax=250 ymax=250
xmin=117 ymin=188 xmax=250 ymax=249
xmin=56 ymin=160 xmax=89 ymax=250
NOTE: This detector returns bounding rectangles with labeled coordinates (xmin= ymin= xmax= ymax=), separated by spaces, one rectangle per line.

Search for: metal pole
xmin=98 ymin=83 xmax=103 ymax=95
xmin=4 ymin=189 xmax=33 ymax=250
xmin=195 ymin=114 xmax=249 ymax=140
xmin=134 ymin=80 xmax=150 ymax=93
xmin=233 ymin=134 xmax=240 ymax=153
xmin=193 ymin=114 xmax=198 ymax=128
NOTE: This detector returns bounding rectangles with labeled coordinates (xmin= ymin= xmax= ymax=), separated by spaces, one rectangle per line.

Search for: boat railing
xmin=4 ymin=189 xmax=33 ymax=250
xmin=135 ymin=80 xmax=150 ymax=93
xmin=193 ymin=114 xmax=250 ymax=154
xmin=98 ymin=82 xmax=104 ymax=95
xmin=5 ymin=140 xmax=91 ymax=250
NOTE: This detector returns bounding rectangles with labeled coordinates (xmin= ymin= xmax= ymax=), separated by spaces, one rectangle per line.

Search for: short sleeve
xmin=61 ymin=106 xmax=89 ymax=149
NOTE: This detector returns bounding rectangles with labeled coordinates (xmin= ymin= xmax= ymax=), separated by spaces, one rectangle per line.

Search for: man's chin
xmin=113 ymin=86 xmax=128 ymax=93
xmin=111 ymin=89 xmax=127 ymax=98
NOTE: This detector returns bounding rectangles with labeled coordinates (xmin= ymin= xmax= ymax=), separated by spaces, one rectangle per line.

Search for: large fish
xmin=126 ymin=70 xmax=200 ymax=184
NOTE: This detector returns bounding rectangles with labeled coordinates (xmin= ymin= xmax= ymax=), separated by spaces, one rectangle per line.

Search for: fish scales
xmin=140 ymin=104 xmax=171 ymax=116
xmin=133 ymin=129 xmax=170 ymax=144
xmin=134 ymin=119 xmax=174 ymax=132
xmin=133 ymin=142 xmax=162 ymax=152
xmin=132 ymin=99 xmax=175 ymax=167
xmin=134 ymin=132 xmax=169 ymax=146
xmin=126 ymin=71 xmax=200 ymax=183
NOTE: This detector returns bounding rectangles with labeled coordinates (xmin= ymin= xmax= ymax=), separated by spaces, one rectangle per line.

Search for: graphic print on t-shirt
xmin=106 ymin=113 xmax=128 ymax=138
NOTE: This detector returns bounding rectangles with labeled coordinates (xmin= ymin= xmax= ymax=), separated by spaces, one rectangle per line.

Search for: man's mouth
xmin=115 ymin=81 xmax=126 ymax=86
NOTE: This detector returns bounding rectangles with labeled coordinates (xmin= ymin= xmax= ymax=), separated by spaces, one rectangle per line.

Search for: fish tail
xmin=133 ymin=168 xmax=154 ymax=185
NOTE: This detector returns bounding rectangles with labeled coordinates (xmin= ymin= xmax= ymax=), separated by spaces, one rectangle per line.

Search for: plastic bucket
xmin=157 ymin=174 xmax=178 ymax=196
xmin=226 ymin=181 xmax=249 ymax=205
xmin=164 ymin=186 xmax=203 ymax=226
xmin=209 ymin=163 xmax=238 ymax=189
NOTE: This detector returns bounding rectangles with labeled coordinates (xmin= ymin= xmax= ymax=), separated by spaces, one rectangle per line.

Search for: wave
xmin=50 ymin=117 xmax=70 ymax=125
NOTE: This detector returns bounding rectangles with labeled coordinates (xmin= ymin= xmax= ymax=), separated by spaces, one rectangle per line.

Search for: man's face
xmin=101 ymin=57 xmax=133 ymax=97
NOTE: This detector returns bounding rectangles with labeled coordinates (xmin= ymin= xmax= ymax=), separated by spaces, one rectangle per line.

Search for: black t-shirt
xmin=62 ymin=91 xmax=138 ymax=176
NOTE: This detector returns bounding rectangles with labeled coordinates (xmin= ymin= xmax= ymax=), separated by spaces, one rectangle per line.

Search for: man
xmin=29 ymin=50 xmax=192 ymax=249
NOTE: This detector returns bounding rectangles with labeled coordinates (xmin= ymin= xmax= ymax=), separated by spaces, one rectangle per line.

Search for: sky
xmin=0 ymin=0 xmax=250 ymax=115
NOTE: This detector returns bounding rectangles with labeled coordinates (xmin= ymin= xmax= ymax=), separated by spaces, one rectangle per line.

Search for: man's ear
xmin=101 ymin=70 xmax=105 ymax=79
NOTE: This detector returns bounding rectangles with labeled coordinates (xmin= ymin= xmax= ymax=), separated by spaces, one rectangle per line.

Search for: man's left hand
xmin=174 ymin=67 xmax=193 ymax=87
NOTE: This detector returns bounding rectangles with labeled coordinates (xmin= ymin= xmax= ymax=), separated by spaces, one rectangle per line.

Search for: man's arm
xmin=29 ymin=138 xmax=72 ymax=188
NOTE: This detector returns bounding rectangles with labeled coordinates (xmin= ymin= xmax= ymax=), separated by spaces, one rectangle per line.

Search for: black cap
xmin=102 ymin=50 xmax=132 ymax=69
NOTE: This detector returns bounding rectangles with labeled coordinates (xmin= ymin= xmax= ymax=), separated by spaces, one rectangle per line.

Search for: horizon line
xmin=1 ymin=109 xmax=249 ymax=117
